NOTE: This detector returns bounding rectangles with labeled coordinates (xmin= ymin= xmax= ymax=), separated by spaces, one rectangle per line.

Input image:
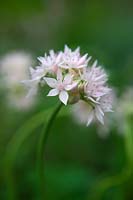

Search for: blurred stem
xmin=4 ymin=109 xmax=50 ymax=200
xmin=124 ymin=117 xmax=133 ymax=167
xmin=89 ymin=117 xmax=133 ymax=200
xmin=37 ymin=103 xmax=63 ymax=199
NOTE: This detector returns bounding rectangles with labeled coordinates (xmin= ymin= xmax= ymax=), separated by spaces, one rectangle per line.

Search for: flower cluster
xmin=116 ymin=87 xmax=133 ymax=134
xmin=0 ymin=52 xmax=36 ymax=110
xmin=23 ymin=45 xmax=113 ymax=125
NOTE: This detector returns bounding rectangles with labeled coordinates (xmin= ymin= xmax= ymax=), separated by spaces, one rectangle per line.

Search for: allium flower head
xmin=1 ymin=52 xmax=32 ymax=86
xmin=23 ymin=45 xmax=113 ymax=125
xmin=0 ymin=52 xmax=36 ymax=110
xmin=116 ymin=87 xmax=133 ymax=134
xmin=117 ymin=87 xmax=133 ymax=116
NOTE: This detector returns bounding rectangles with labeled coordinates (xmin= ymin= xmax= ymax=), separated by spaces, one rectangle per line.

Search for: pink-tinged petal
xmin=87 ymin=111 xmax=94 ymax=126
xmin=65 ymin=81 xmax=78 ymax=91
xmin=74 ymin=46 xmax=80 ymax=53
xmin=94 ymin=74 xmax=107 ymax=82
xmin=49 ymin=50 xmax=55 ymax=58
xmin=95 ymin=106 xmax=104 ymax=124
xmin=44 ymin=77 xmax=57 ymax=88
xmin=47 ymin=89 xmax=59 ymax=96
xmin=78 ymin=54 xmax=88 ymax=65
xmin=92 ymin=60 xmax=98 ymax=68
xmin=86 ymin=56 xmax=92 ymax=63
xmin=55 ymin=52 xmax=62 ymax=64
xmin=38 ymin=57 xmax=48 ymax=66
xmin=96 ymin=105 xmax=104 ymax=116
xmin=57 ymin=69 xmax=63 ymax=82
xmin=76 ymin=64 xmax=87 ymax=68
xmin=38 ymin=56 xmax=45 ymax=63
xmin=92 ymin=87 xmax=111 ymax=98
xmin=64 ymin=45 xmax=70 ymax=53
xmin=63 ymin=74 xmax=72 ymax=84
xmin=29 ymin=67 xmax=35 ymax=75
xmin=59 ymin=90 xmax=69 ymax=105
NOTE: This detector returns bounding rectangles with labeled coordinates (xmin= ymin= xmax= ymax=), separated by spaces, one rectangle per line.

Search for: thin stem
xmin=37 ymin=103 xmax=63 ymax=198
xmin=124 ymin=118 xmax=133 ymax=167
xmin=4 ymin=109 xmax=50 ymax=200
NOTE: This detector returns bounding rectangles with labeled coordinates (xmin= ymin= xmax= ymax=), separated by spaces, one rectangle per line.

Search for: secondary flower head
xmin=72 ymin=91 xmax=113 ymax=126
xmin=1 ymin=52 xmax=32 ymax=87
xmin=116 ymin=87 xmax=133 ymax=134
xmin=0 ymin=51 xmax=36 ymax=110
xmin=23 ymin=45 xmax=113 ymax=125
xmin=117 ymin=87 xmax=133 ymax=117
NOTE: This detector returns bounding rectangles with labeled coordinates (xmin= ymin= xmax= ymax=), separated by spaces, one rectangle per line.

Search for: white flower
xmin=116 ymin=87 xmax=133 ymax=134
xmin=22 ymin=50 xmax=63 ymax=95
xmin=38 ymin=50 xmax=62 ymax=74
xmin=72 ymin=91 xmax=114 ymax=126
xmin=22 ymin=45 xmax=113 ymax=125
xmin=0 ymin=51 xmax=36 ymax=110
xmin=59 ymin=45 xmax=91 ymax=69
xmin=44 ymin=69 xmax=77 ymax=105
xmin=0 ymin=52 xmax=33 ymax=87
xmin=117 ymin=87 xmax=133 ymax=116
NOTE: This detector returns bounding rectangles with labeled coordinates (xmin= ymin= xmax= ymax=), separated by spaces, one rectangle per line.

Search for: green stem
xmin=37 ymin=103 xmax=63 ymax=198
xmin=4 ymin=109 xmax=50 ymax=200
xmin=124 ymin=119 xmax=133 ymax=167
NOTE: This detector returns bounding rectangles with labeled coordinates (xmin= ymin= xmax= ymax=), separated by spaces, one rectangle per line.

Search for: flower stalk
xmin=37 ymin=103 xmax=63 ymax=198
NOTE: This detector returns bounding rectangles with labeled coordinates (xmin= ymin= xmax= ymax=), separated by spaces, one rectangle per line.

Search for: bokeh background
xmin=0 ymin=0 xmax=133 ymax=199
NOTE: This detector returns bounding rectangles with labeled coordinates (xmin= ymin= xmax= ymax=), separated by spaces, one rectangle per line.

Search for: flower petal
xmin=74 ymin=46 xmax=80 ymax=53
xmin=38 ymin=56 xmax=45 ymax=63
xmin=92 ymin=60 xmax=98 ymax=68
xmin=63 ymin=74 xmax=72 ymax=84
xmin=78 ymin=54 xmax=88 ymax=65
xmin=95 ymin=106 xmax=104 ymax=124
xmin=57 ymin=69 xmax=63 ymax=82
xmin=64 ymin=45 xmax=71 ymax=54
xmin=47 ymin=89 xmax=59 ymax=96
xmin=59 ymin=90 xmax=69 ymax=105
xmin=55 ymin=52 xmax=62 ymax=64
xmin=65 ymin=81 xmax=78 ymax=91
xmin=44 ymin=77 xmax=57 ymax=88
xmin=87 ymin=111 xmax=94 ymax=126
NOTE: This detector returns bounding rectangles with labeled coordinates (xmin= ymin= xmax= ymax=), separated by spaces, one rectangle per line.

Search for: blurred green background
xmin=0 ymin=0 xmax=133 ymax=199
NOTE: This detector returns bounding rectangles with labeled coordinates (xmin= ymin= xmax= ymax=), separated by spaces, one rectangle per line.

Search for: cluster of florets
xmin=115 ymin=87 xmax=133 ymax=133
xmin=23 ymin=45 xmax=113 ymax=125
xmin=0 ymin=52 xmax=35 ymax=110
